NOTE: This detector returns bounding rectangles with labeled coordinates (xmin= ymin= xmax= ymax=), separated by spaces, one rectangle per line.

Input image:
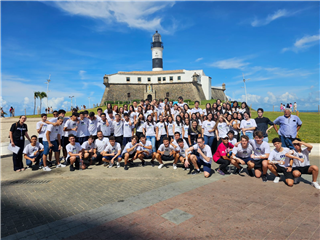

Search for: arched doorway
xmin=147 ymin=94 xmax=152 ymax=101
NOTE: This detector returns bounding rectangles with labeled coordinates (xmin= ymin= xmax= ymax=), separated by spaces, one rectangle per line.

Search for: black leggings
xmin=12 ymin=140 xmax=24 ymax=171
xmin=216 ymin=157 xmax=230 ymax=173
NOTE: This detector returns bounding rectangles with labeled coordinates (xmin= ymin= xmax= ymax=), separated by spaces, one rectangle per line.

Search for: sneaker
xmin=274 ymin=176 xmax=280 ymax=183
xmin=141 ymin=161 xmax=145 ymax=167
xmin=262 ymin=174 xmax=268 ymax=182
xmin=173 ymin=164 xmax=177 ymax=170
xmin=25 ymin=166 xmax=32 ymax=170
xmin=239 ymin=167 xmax=244 ymax=174
xmin=124 ymin=165 xmax=129 ymax=171
xmin=294 ymin=177 xmax=300 ymax=185
xmin=217 ymin=169 xmax=225 ymax=176
xmin=116 ymin=162 xmax=120 ymax=168
xmin=234 ymin=168 xmax=241 ymax=174
xmin=39 ymin=165 xmax=43 ymax=169
xmin=70 ymin=165 xmax=75 ymax=172
xmin=56 ymin=164 xmax=66 ymax=168
xmin=43 ymin=166 xmax=52 ymax=172
xmin=184 ymin=167 xmax=190 ymax=171
xmin=158 ymin=164 xmax=164 ymax=169
xmin=312 ymin=182 xmax=320 ymax=189
xmin=247 ymin=169 xmax=254 ymax=177
xmin=108 ymin=163 xmax=113 ymax=168
xmin=151 ymin=160 xmax=155 ymax=167
xmin=191 ymin=169 xmax=200 ymax=175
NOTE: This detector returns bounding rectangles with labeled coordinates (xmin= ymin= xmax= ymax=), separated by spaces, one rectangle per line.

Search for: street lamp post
xmin=45 ymin=75 xmax=51 ymax=113
xmin=69 ymin=96 xmax=74 ymax=111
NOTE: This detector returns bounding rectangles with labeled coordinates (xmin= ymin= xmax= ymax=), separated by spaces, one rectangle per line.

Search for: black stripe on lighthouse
xmin=152 ymin=58 xmax=163 ymax=69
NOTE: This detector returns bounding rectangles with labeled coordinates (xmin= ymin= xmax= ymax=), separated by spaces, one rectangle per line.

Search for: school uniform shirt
xmin=156 ymin=122 xmax=167 ymax=137
xmin=255 ymin=117 xmax=274 ymax=137
xmin=77 ymin=118 xmax=90 ymax=137
xmin=88 ymin=118 xmax=99 ymax=136
xmin=192 ymin=144 xmax=213 ymax=164
xmin=122 ymin=142 xmax=138 ymax=155
xmin=10 ymin=122 xmax=28 ymax=141
xmin=81 ymin=141 xmax=96 ymax=151
xmin=66 ymin=142 xmax=82 ymax=158
xmin=113 ymin=120 xmax=124 ymax=137
xmin=136 ymin=120 xmax=145 ymax=133
xmin=191 ymin=108 xmax=203 ymax=115
xmin=143 ymin=122 xmax=156 ymax=137
xmin=292 ymin=148 xmax=310 ymax=167
xmin=50 ymin=117 xmax=69 ymax=138
xmin=123 ymin=121 xmax=134 ymax=138
xmin=217 ymin=122 xmax=229 ymax=137
xmin=183 ymin=124 xmax=189 ymax=138
xmin=249 ymin=139 xmax=270 ymax=157
xmin=173 ymin=122 xmax=183 ymax=134
xmin=36 ymin=121 xmax=48 ymax=139
xmin=229 ymin=138 xmax=237 ymax=146
xmin=95 ymin=137 xmax=110 ymax=153
xmin=238 ymin=108 xmax=247 ymax=114
xmin=158 ymin=144 xmax=175 ymax=156
xmin=175 ymin=144 xmax=189 ymax=158
xmin=177 ymin=102 xmax=186 ymax=108
xmin=23 ymin=142 xmax=44 ymax=158
xmin=171 ymin=109 xmax=179 ymax=119
xmin=43 ymin=124 xmax=60 ymax=142
xmin=213 ymin=142 xmax=234 ymax=162
xmin=104 ymin=143 xmax=121 ymax=154
xmin=232 ymin=144 xmax=254 ymax=159
xmin=202 ymin=120 xmax=216 ymax=137
xmin=230 ymin=120 xmax=240 ymax=136
xmin=144 ymin=110 xmax=153 ymax=119
xmin=64 ymin=119 xmax=78 ymax=136
xmin=268 ymin=147 xmax=292 ymax=168
xmin=98 ymin=120 xmax=111 ymax=137
xmin=166 ymin=122 xmax=174 ymax=136
xmin=171 ymin=139 xmax=188 ymax=148
xmin=159 ymin=103 xmax=165 ymax=111
xmin=240 ymin=119 xmax=257 ymax=134
xmin=129 ymin=112 xmax=136 ymax=123
xmin=273 ymin=115 xmax=302 ymax=138
xmin=95 ymin=115 xmax=101 ymax=122
xmin=107 ymin=115 xmax=115 ymax=134
xmin=137 ymin=140 xmax=153 ymax=155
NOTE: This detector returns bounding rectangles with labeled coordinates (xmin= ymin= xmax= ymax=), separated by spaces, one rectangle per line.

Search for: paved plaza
xmin=1 ymin=154 xmax=319 ymax=239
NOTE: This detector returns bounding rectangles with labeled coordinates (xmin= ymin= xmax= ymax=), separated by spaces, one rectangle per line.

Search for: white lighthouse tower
xmin=151 ymin=31 xmax=163 ymax=71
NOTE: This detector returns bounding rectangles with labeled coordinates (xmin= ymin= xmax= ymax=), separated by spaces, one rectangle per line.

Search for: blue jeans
xmin=263 ymin=137 xmax=269 ymax=143
xmin=122 ymin=137 xmax=132 ymax=146
xmin=245 ymin=132 xmax=254 ymax=140
xmin=147 ymin=136 xmax=156 ymax=153
xmin=204 ymin=135 xmax=215 ymax=147
xmin=26 ymin=152 xmax=43 ymax=167
xmin=280 ymin=136 xmax=294 ymax=149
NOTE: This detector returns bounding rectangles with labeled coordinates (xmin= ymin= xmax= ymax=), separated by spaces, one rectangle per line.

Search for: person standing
xmin=273 ymin=109 xmax=302 ymax=149
xmin=240 ymin=112 xmax=256 ymax=140
xmin=293 ymin=102 xmax=297 ymax=113
xmin=36 ymin=113 xmax=48 ymax=144
xmin=255 ymin=108 xmax=277 ymax=142
xmin=9 ymin=115 xmax=31 ymax=172
xmin=202 ymin=113 xmax=216 ymax=148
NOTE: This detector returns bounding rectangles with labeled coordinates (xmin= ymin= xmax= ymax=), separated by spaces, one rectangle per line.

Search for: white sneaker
xmin=312 ymin=182 xmax=320 ymax=189
xmin=56 ymin=163 xmax=66 ymax=168
xmin=116 ymin=162 xmax=120 ymax=168
xmin=158 ymin=164 xmax=164 ymax=169
xmin=173 ymin=164 xmax=177 ymax=170
xmin=294 ymin=177 xmax=300 ymax=184
xmin=108 ymin=163 xmax=113 ymax=168
xmin=273 ymin=176 xmax=280 ymax=183
xmin=43 ymin=166 xmax=52 ymax=172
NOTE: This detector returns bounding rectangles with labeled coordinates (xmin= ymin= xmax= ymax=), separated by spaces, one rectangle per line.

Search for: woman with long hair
xmin=188 ymin=120 xmax=202 ymax=146
xmin=183 ymin=117 xmax=190 ymax=145
xmin=162 ymin=104 xmax=171 ymax=122
xmin=156 ymin=115 xmax=168 ymax=146
xmin=166 ymin=115 xmax=175 ymax=141
xmin=135 ymin=113 xmax=145 ymax=139
xmin=239 ymin=102 xmax=250 ymax=116
xmin=173 ymin=115 xmax=184 ymax=137
xmin=202 ymin=113 xmax=216 ymax=148
xmin=230 ymin=112 xmax=241 ymax=141
xmin=118 ymin=107 xmax=125 ymax=118
xmin=128 ymin=105 xmax=136 ymax=124
xmin=123 ymin=104 xmax=129 ymax=113
xmin=226 ymin=103 xmax=232 ymax=114
xmin=143 ymin=115 xmax=156 ymax=152
xmin=216 ymin=99 xmax=222 ymax=106
xmin=232 ymin=101 xmax=239 ymax=113
xmin=183 ymin=104 xmax=192 ymax=116
xmin=112 ymin=105 xmax=119 ymax=116
xmin=203 ymin=103 xmax=212 ymax=116
xmin=240 ymin=112 xmax=257 ymax=139
xmin=215 ymin=115 xmax=230 ymax=145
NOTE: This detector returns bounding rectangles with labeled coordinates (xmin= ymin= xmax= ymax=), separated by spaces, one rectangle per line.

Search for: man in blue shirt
xmin=273 ymin=109 xmax=302 ymax=149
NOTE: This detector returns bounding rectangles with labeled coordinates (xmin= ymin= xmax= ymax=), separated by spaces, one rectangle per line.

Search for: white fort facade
xmin=100 ymin=31 xmax=226 ymax=104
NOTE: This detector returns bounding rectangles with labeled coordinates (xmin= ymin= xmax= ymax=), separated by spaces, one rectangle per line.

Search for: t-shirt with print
xmin=113 ymin=120 xmax=124 ymax=137
xmin=171 ymin=139 xmax=187 ymax=149
xmin=292 ymin=148 xmax=311 ymax=167
xmin=156 ymin=122 xmax=167 ymax=137
xmin=64 ymin=119 xmax=78 ymax=136
xmin=81 ymin=141 xmax=96 ymax=151
xmin=240 ymin=119 xmax=257 ymax=134
xmin=183 ymin=124 xmax=189 ymax=138
xmin=175 ymin=144 xmax=189 ymax=158
xmin=36 ymin=121 xmax=48 ymax=139
xmin=88 ymin=118 xmax=99 ymax=136
xmin=268 ymin=147 xmax=292 ymax=168
xmin=98 ymin=120 xmax=111 ymax=136
xmin=213 ymin=142 xmax=234 ymax=162
xmin=173 ymin=122 xmax=183 ymax=134
xmin=43 ymin=124 xmax=61 ymax=142
xmin=122 ymin=142 xmax=138 ymax=155
xmin=192 ymin=144 xmax=213 ymax=164
xmin=23 ymin=142 xmax=44 ymax=158
xmin=123 ymin=120 xmax=134 ymax=138
xmin=136 ymin=120 xmax=145 ymax=133
xmin=249 ymin=139 xmax=270 ymax=159
xmin=233 ymin=144 xmax=253 ymax=159
xmin=143 ymin=122 xmax=156 ymax=137
xmin=104 ymin=143 xmax=121 ymax=155
xmin=202 ymin=120 xmax=216 ymax=137
xmin=166 ymin=122 xmax=174 ymax=136
xmin=137 ymin=140 xmax=153 ymax=155
xmin=66 ymin=142 xmax=82 ymax=158
xmin=217 ymin=122 xmax=228 ymax=137
xmin=94 ymin=137 xmax=110 ymax=152
xmin=158 ymin=144 xmax=175 ymax=156
xmin=77 ymin=118 xmax=90 ymax=137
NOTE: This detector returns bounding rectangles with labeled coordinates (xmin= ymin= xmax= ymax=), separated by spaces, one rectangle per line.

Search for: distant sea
xmin=299 ymin=110 xmax=319 ymax=113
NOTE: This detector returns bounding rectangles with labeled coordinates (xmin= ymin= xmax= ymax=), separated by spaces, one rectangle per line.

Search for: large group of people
xmin=9 ymin=96 xmax=319 ymax=189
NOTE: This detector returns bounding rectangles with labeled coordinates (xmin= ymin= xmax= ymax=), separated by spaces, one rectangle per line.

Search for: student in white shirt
xmin=106 ymin=109 xmax=115 ymax=136
xmin=183 ymin=117 xmax=190 ymax=145
xmin=227 ymin=130 xmax=237 ymax=146
xmin=136 ymin=134 xmax=156 ymax=165
xmin=63 ymin=112 xmax=79 ymax=140
xmin=77 ymin=111 xmax=90 ymax=145
xmin=192 ymin=101 xmax=203 ymax=116
xmin=128 ymin=105 xmax=137 ymax=124
xmin=230 ymin=112 xmax=241 ymax=141
xmin=94 ymin=131 xmax=110 ymax=165
xmin=202 ymin=113 xmax=216 ymax=148
xmin=95 ymin=108 xmax=103 ymax=121
xmin=120 ymin=135 xmax=139 ymax=170
xmin=122 ymin=113 xmax=134 ymax=146
xmin=113 ymin=114 xmax=124 ymax=145
xmin=173 ymin=115 xmax=184 ymax=137
xmin=135 ymin=113 xmax=145 ymax=140
xmin=97 ymin=113 xmax=111 ymax=138
xmin=102 ymin=136 xmax=122 ymax=168
xmin=240 ymin=112 xmax=257 ymax=140
xmin=88 ymin=112 xmax=99 ymax=139
xmin=215 ymin=115 xmax=230 ymax=145
xmin=166 ymin=115 xmax=175 ymax=141
xmin=36 ymin=113 xmax=48 ymax=144
xmin=183 ymin=104 xmax=192 ymax=117
xmin=267 ymin=138 xmax=294 ymax=186
xmin=143 ymin=114 xmax=156 ymax=153
xmin=66 ymin=134 xmax=84 ymax=171
xmin=23 ymin=135 xmax=44 ymax=168
xmin=288 ymin=138 xmax=320 ymax=189
xmin=185 ymin=137 xmax=212 ymax=177
xmin=174 ymin=138 xmax=190 ymax=170
xmin=177 ymin=96 xmax=186 ymax=109
xmin=156 ymin=115 xmax=168 ymax=146
xmin=81 ymin=135 xmax=97 ymax=166
xmin=155 ymin=137 xmax=176 ymax=169
xmin=170 ymin=132 xmax=188 ymax=149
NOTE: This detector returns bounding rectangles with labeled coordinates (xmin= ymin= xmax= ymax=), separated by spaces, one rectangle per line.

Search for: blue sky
xmin=1 ymin=1 xmax=319 ymax=115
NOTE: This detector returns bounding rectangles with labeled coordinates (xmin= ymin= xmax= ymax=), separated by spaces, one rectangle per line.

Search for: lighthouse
xmin=151 ymin=31 xmax=163 ymax=71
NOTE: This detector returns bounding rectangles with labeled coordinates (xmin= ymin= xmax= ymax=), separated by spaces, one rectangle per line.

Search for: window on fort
xmin=147 ymin=77 xmax=151 ymax=82
xmin=169 ymin=76 xmax=173 ymax=81
xmin=166 ymin=92 xmax=169 ymax=97
xmin=158 ymin=77 xmax=161 ymax=82
xmin=138 ymin=77 xmax=141 ymax=82
xmin=126 ymin=77 xmax=130 ymax=82
xmin=163 ymin=77 xmax=166 ymax=81
xmin=177 ymin=76 xmax=181 ymax=80
xmin=127 ymin=93 xmax=131 ymax=98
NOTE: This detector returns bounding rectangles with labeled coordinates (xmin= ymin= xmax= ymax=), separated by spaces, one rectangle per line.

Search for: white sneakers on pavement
xmin=173 ymin=164 xmax=177 ymax=170
xmin=43 ymin=166 xmax=52 ymax=172
xmin=312 ymin=182 xmax=320 ymax=189
xmin=56 ymin=164 xmax=66 ymax=168
xmin=273 ymin=176 xmax=280 ymax=183
xmin=158 ymin=164 xmax=164 ymax=169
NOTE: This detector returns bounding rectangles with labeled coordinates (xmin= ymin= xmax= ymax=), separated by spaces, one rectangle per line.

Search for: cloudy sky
xmin=1 ymin=1 xmax=319 ymax=115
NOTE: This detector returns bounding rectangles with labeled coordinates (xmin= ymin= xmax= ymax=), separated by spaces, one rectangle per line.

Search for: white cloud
xmin=195 ymin=57 xmax=203 ymax=62
xmin=251 ymin=9 xmax=303 ymax=27
xmin=0 ymin=97 xmax=7 ymax=107
xmin=52 ymin=1 xmax=176 ymax=34
xmin=79 ymin=70 xmax=86 ymax=80
xmin=45 ymin=97 xmax=65 ymax=110
xmin=264 ymin=92 xmax=277 ymax=104
xmin=241 ymin=94 xmax=261 ymax=104
xmin=282 ymin=34 xmax=320 ymax=53
xmin=24 ymin=97 xmax=30 ymax=105
xmin=210 ymin=57 xmax=249 ymax=70
xmin=279 ymin=92 xmax=296 ymax=103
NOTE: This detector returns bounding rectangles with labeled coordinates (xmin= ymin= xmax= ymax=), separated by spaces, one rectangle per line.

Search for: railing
xmin=151 ymin=42 xmax=163 ymax=48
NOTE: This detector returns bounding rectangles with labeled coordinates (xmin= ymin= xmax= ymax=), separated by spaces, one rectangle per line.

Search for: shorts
xmin=161 ymin=155 xmax=174 ymax=161
xmin=122 ymin=152 xmax=136 ymax=159
xmin=43 ymin=140 xmax=59 ymax=155
xmin=253 ymin=159 xmax=267 ymax=169
xmin=179 ymin=153 xmax=186 ymax=159
xmin=140 ymin=152 xmax=153 ymax=159
xmin=77 ymin=136 xmax=89 ymax=145
xmin=274 ymin=165 xmax=294 ymax=180
xmin=67 ymin=156 xmax=80 ymax=164
xmin=103 ymin=155 xmax=121 ymax=161
xmin=293 ymin=166 xmax=311 ymax=175
xmin=236 ymin=155 xmax=254 ymax=164
xmin=196 ymin=157 xmax=211 ymax=173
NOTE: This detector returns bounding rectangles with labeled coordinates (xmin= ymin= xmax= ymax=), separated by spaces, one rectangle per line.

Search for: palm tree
xmin=39 ymin=92 xmax=47 ymax=113
xmin=34 ymin=91 xmax=40 ymax=115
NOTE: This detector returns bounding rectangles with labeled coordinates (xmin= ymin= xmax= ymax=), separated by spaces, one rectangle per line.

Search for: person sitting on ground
xmin=286 ymin=138 xmax=320 ymax=189
xmin=81 ymin=135 xmax=97 ymax=166
xmin=185 ymin=137 xmax=213 ymax=177
xmin=170 ymin=132 xmax=188 ymax=149
xmin=102 ymin=136 xmax=122 ymax=168
xmin=174 ymin=138 xmax=191 ymax=170
xmin=136 ymin=134 xmax=156 ymax=166
xmin=155 ymin=137 xmax=176 ymax=169
xmin=66 ymin=134 xmax=84 ymax=171
xmin=120 ymin=135 xmax=139 ymax=170
xmin=227 ymin=130 xmax=237 ymax=146
xmin=267 ymin=138 xmax=294 ymax=186
xmin=23 ymin=135 xmax=44 ymax=169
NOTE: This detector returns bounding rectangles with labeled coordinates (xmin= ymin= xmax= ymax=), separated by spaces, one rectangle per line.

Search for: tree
xmin=34 ymin=91 xmax=40 ymax=115
xmin=39 ymin=92 xmax=47 ymax=113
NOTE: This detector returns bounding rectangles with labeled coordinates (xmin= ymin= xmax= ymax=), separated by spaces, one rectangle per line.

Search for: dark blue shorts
xmin=196 ymin=157 xmax=211 ymax=173
xmin=103 ymin=155 xmax=121 ymax=161
xmin=43 ymin=140 xmax=59 ymax=155
xmin=236 ymin=155 xmax=254 ymax=164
